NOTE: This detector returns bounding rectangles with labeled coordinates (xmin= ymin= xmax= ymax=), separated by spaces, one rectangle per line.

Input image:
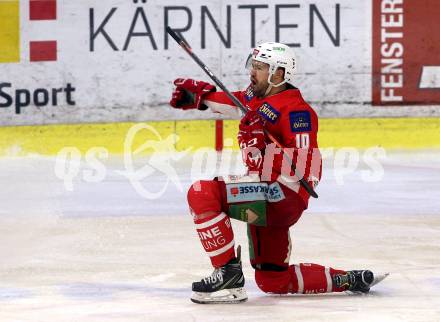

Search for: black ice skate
xmin=333 ymin=270 xmax=389 ymax=293
xmin=191 ymin=246 xmax=247 ymax=304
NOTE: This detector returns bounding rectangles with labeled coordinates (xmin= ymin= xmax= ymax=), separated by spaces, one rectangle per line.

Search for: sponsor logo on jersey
xmin=258 ymin=102 xmax=280 ymax=124
xmin=230 ymin=187 xmax=239 ymax=196
xmin=226 ymin=182 xmax=285 ymax=203
xmin=245 ymin=85 xmax=254 ymax=101
xmin=289 ymin=111 xmax=311 ymax=132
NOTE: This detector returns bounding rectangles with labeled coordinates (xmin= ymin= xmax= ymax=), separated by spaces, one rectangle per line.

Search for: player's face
xmin=249 ymin=60 xmax=270 ymax=98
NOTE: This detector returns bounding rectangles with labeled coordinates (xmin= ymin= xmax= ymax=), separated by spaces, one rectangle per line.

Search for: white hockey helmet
xmin=246 ymin=42 xmax=297 ymax=87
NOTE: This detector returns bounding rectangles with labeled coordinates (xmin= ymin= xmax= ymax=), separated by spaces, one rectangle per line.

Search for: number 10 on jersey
xmin=295 ymin=133 xmax=310 ymax=148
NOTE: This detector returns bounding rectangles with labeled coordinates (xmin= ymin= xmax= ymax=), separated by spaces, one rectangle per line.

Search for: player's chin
xmin=253 ymin=85 xmax=264 ymax=98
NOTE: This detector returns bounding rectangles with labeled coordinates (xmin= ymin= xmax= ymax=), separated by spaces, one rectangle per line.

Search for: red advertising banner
xmin=372 ymin=0 xmax=440 ymax=105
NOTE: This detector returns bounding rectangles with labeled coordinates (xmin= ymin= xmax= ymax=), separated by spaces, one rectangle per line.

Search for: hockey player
xmin=170 ymin=42 xmax=386 ymax=303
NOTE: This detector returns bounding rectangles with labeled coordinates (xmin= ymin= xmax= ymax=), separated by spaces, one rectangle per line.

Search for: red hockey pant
xmin=187 ymin=179 xmax=346 ymax=294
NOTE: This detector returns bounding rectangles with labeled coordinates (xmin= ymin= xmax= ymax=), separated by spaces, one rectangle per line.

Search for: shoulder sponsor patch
xmin=245 ymin=85 xmax=254 ymax=101
xmin=289 ymin=111 xmax=312 ymax=132
xmin=258 ymin=102 xmax=280 ymax=124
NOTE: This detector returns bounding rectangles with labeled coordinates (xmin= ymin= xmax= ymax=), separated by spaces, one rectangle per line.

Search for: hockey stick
xmin=166 ymin=27 xmax=318 ymax=198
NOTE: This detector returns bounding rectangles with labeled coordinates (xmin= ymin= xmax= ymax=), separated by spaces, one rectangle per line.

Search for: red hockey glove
xmin=237 ymin=111 xmax=266 ymax=172
xmin=170 ymin=78 xmax=216 ymax=110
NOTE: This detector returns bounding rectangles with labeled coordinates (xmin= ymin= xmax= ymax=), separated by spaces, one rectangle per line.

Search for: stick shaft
xmin=166 ymin=27 xmax=318 ymax=198
xmin=167 ymin=28 xmax=246 ymax=114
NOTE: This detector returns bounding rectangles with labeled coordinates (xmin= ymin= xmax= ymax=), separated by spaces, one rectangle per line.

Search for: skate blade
xmin=371 ymin=272 xmax=390 ymax=287
xmin=348 ymin=272 xmax=390 ymax=294
xmin=191 ymin=287 xmax=248 ymax=304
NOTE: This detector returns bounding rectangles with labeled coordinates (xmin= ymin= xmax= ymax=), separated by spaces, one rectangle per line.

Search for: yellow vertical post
xmin=0 ymin=0 xmax=20 ymax=63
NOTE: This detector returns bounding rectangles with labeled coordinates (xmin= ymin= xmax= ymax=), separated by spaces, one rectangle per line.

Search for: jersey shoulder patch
xmin=244 ymin=85 xmax=254 ymax=102
xmin=289 ymin=110 xmax=312 ymax=132
xmin=258 ymin=102 xmax=280 ymax=124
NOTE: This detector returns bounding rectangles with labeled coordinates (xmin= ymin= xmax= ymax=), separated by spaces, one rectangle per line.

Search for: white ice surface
xmin=0 ymin=150 xmax=439 ymax=321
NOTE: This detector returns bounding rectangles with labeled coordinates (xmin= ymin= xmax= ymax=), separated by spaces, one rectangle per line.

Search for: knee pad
xmin=187 ymin=180 xmax=222 ymax=215
xmin=255 ymin=269 xmax=290 ymax=294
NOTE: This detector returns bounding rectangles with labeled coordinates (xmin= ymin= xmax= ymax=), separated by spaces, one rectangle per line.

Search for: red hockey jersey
xmin=205 ymin=85 xmax=322 ymax=208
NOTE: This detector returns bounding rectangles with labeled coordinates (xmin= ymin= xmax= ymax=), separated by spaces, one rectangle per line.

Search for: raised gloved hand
xmin=170 ymin=78 xmax=216 ymax=110
xmin=237 ymin=111 xmax=266 ymax=172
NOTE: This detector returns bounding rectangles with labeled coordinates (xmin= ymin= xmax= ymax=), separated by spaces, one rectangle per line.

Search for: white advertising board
xmin=0 ymin=0 xmax=438 ymax=126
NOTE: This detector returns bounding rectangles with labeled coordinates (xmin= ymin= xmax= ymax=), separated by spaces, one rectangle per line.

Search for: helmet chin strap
xmin=264 ymin=84 xmax=273 ymax=96
xmin=264 ymin=70 xmax=287 ymax=96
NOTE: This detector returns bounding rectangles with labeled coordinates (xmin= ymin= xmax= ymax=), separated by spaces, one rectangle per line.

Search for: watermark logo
xmin=54 ymin=123 xmax=387 ymax=199
xmin=54 ymin=123 xmax=191 ymax=198
xmin=117 ymin=123 xmax=190 ymax=199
